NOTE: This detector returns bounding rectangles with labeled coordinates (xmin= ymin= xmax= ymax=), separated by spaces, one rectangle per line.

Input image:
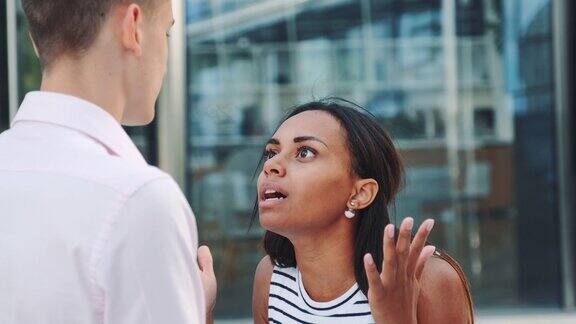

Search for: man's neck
xmin=40 ymin=57 xmax=125 ymax=123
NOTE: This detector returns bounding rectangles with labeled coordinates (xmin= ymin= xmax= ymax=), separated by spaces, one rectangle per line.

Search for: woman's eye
xmin=297 ymin=147 xmax=316 ymax=160
xmin=264 ymin=150 xmax=277 ymax=160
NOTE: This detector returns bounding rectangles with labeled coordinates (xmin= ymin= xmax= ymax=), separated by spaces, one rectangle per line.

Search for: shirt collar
xmin=12 ymin=91 xmax=147 ymax=166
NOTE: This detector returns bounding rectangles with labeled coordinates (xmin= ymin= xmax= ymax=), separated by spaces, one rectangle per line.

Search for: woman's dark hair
xmin=251 ymin=97 xmax=404 ymax=296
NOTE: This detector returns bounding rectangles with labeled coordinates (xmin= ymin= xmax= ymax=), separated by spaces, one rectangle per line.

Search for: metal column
xmin=553 ymin=0 xmax=575 ymax=311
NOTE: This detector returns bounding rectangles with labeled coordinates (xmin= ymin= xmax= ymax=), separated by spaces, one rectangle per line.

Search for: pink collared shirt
xmin=0 ymin=92 xmax=205 ymax=324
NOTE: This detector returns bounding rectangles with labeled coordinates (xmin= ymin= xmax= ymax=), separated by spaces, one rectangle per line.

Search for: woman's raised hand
xmin=363 ymin=217 xmax=436 ymax=324
xmin=198 ymin=245 xmax=217 ymax=323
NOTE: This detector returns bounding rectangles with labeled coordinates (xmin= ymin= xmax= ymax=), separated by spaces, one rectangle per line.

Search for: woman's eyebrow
xmin=294 ymin=136 xmax=328 ymax=148
xmin=266 ymin=136 xmax=328 ymax=148
xmin=266 ymin=138 xmax=280 ymax=145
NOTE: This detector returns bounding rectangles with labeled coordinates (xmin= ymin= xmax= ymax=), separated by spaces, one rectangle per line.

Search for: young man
xmin=0 ymin=1 xmax=216 ymax=323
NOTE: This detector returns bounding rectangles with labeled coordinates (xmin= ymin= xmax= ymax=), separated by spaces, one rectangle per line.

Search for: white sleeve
xmin=98 ymin=177 xmax=205 ymax=324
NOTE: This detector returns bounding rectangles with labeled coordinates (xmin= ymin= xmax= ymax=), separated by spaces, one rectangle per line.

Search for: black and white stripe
xmin=268 ymin=266 xmax=374 ymax=323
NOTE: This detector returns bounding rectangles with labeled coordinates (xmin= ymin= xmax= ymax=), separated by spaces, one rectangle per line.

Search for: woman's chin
xmin=259 ymin=211 xmax=290 ymax=233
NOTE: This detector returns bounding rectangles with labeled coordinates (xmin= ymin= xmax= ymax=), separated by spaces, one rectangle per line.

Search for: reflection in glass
xmin=0 ymin=108 xmax=7 ymax=133
xmin=16 ymin=1 xmax=41 ymax=102
xmin=1 ymin=2 xmax=8 ymax=132
xmin=183 ymin=0 xmax=561 ymax=318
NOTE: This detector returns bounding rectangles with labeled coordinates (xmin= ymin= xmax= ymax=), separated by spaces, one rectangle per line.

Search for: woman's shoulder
xmin=253 ymin=256 xmax=300 ymax=323
xmin=255 ymin=256 xmax=299 ymax=282
xmin=424 ymin=253 xmax=462 ymax=277
xmin=253 ymin=256 xmax=274 ymax=323
xmin=418 ymin=253 xmax=474 ymax=323
xmin=254 ymin=255 xmax=275 ymax=286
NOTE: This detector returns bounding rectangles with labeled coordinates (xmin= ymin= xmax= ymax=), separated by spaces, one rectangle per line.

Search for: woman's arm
xmin=418 ymin=255 xmax=473 ymax=324
xmin=252 ymin=256 xmax=274 ymax=324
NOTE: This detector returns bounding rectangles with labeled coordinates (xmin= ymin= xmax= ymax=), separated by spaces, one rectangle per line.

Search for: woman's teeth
xmin=263 ymin=189 xmax=287 ymax=200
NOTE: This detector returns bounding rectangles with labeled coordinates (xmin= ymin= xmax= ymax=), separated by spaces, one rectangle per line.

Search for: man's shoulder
xmin=0 ymin=144 xmax=171 ymax=199
xmin=0 ymin=128 xmax=179 ymax=200
xmin=81 ymin=155 xmax=173 ymax=197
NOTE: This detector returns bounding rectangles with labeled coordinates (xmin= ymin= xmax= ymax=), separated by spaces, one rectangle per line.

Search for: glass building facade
xmin=0 ymin=1 xmax=9 ymax=133
xmin=2 ymin=0 xmax=575 ymax=321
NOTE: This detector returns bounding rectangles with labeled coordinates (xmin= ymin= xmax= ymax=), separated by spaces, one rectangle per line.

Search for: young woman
xmin=252 ymin=99 xmax=474 ymax=323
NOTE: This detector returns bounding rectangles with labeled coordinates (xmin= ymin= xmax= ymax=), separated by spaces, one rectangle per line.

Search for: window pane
xmin=16 ymin=2 xmax=41 ymax=102
xmin=0 ymin=2 xmax=8 ymax=132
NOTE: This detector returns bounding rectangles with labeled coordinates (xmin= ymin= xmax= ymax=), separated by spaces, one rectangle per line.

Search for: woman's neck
xmin=291 ymin=222 xmax=357 ymax=302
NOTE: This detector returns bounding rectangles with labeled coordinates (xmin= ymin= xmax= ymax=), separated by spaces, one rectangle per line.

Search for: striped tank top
xmin=268 ymin=266 xmax=375 ymax=323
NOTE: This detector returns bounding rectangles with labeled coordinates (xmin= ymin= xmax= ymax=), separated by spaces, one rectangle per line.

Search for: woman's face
xmin=257 ymin=110 xmax=357 ymax=237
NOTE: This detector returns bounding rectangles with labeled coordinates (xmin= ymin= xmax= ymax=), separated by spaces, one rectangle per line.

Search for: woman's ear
xmin=347 ymin=178 xmax=379 ymax=210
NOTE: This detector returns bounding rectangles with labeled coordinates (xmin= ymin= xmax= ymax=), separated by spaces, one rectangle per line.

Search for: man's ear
xmin=120 ymin=4 xmax=143 ymax=57
xmin=347 ymin=178 xmax=379 ymax=210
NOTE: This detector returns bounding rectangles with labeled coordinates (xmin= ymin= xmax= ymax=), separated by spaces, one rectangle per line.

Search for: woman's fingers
xmin=198 ymin=245 xmax=214 ymax=276
xmin=415 ymin=245 xmax=436 ymax=280
xmin=406 ymin=219 xmax=434 ymax=278
xmin=395 ymin=217 xmax=414 ymax=283
xmin=364 ymin=253 xmax=385 ymax=298
xmin=381 ymin=223 xmax=396 ymax=288
xmin=376 ymin=218 xmax=435 ymax=291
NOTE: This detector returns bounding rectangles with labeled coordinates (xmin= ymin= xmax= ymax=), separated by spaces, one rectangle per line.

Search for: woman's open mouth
xmin=263 ymin=189 xmax=287 ymax=201
xmin=259 ymin=185 xmax=288 ymax=208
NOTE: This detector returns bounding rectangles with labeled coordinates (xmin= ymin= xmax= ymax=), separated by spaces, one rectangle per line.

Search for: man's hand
xmin=198 ymin=245 xmax=217 ymax=323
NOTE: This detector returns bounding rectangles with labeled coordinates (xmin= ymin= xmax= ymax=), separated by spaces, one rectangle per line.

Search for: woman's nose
xmin=263 ymin=156 xmax=286 ymax=177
